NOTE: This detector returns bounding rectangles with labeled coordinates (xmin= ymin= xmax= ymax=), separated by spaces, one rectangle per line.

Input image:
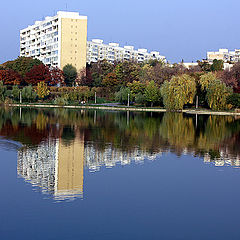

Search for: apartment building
xmin=87 ymin=39 xmax=166 ymax=64
xmin=207 ymin=49 xmax=240 ymax=63
xmin=20 ymin=11 xmax=88 ymax=71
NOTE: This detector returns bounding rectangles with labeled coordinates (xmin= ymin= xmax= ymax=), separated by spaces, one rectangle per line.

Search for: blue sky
xmin=1 ymin=0 xmax=239 ymax=63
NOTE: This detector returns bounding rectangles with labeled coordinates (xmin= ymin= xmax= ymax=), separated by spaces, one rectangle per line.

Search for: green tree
xmin=161 ymin=74 xmax=196 ymax=110
xmin=206 ymin=79 xmax=232 ymax=110
xmin=127 ymin=80 xmax=146 ymax=97
xmin=211 ymin=59 xmax=224 ymax=71
xmin=197 ymin=60 xmax=211 ymax=72
xmin=144 ymin=80 xmax=160 ymax=107
xmin=63 ymin=64 xmax=77 ymax=86
xmin=0 ymin=82 xmax=6 ymax=101
xmin=115 ymin=87 xmax=133 ymax=105
xmin=135 ymin=93 xmax=146 ymax=105
xmin=12 ymin=85 xmax=20 ymax=101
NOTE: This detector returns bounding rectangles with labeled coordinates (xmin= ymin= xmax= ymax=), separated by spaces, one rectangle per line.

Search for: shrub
xmin=53 ymin=96 xmax=68 ymax=106
xmin=35 ymin=82 xmax=50 ymax=99
xmin=0 ymin=82 xmax=6 ymax=101
xmin=4 ymin=97 xmax=13 ymax=105
xmin=227 ymin=93 xmax=240 ymax=108
xmin=135 ymin=93 xmax=146 ymax=105
xmin=22 ymin=86 xmax=37 ymax=102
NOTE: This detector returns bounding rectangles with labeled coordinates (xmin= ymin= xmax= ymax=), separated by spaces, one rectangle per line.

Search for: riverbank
xmin=6 ymin=103 xmax=240 ymax=116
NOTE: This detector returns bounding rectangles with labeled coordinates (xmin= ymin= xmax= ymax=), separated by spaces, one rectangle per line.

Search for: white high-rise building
xmin=20 ymin=11 xmax=88 ymax=71
xmin=87 ymin=39 xmax=166 ymax=64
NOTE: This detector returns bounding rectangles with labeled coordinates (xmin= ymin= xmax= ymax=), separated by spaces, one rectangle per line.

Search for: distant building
xmin=20 ymin=11 xmax=88 ymax=72
xmin=180 ymin=62 xmax=199 ymax=69
xmin=87 ymin=39 xmax=166 ymax=64
xmin=207 ymin=49 xmax=240 ymax=63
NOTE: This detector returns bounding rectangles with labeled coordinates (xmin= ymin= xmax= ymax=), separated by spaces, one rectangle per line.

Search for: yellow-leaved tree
xmin=199 ymin=73 xmax=232 ymax=110
xmin=35 ymin=81 xmax=50 ymax=99
xmin=160 ymin=74 xmax=196 ymax=110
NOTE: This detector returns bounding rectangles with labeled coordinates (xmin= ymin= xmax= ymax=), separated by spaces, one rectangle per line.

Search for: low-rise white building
xmin=87 ymin=39 xmax=166 ymax=64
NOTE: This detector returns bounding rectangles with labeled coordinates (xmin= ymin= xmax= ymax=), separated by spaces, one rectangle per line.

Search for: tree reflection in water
xmin=0 ymin=107 xmax=239 ymax=200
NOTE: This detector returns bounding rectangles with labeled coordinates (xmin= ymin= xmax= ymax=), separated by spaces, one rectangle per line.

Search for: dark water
xmin=0 ymin=108 xmax=240 ymax=240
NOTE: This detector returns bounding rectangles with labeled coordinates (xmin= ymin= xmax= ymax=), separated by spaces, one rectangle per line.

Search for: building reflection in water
xmin=16 ymin=137 xmax=161 ymax=201
xmin=17 ymin=134 xmax=85 ymax=201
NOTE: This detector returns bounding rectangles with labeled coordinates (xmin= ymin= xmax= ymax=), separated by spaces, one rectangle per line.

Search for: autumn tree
xmin=224 ymin=62 xmax=240 ymax=93
xmin=199 ymin=72 xmax=217 ymax=91
xmin=197 ymin=60 xmax=211 ymax=72
xmin=115 ymin=61 xmax=140 ymax=85
xmin=0 ymin=69 xmax=21 ymax=85
xmin=3 ymin=57 xmax=42 ymax=77
xmin=102 ymin=72 xmax=120 ymax=93
xmin=219 ymin=70 xmax=238 ymax=90
xmin=139 ymin=64 xmax=154 ymax=83
xmin=127 ymin=80 xmax=146 ymax=96
xmin=161 ymin=74 xmax=196 ymax=110
xmin=206 ymin=80 xmax=232 ymax=110
xmin=49 ymin=67 xmax=64 ymax=86
xmin=25 ymin=64 xmax=51 ymax=85
xmin=151 ymin=63 xmax=185 ymax=85
xmin=89 ymin=60 xmax=114 ymax=87
xmin=78 ymin=67 xmax=93 ymax=87
xmin=35 ymin=81 xmax=50 ymax=99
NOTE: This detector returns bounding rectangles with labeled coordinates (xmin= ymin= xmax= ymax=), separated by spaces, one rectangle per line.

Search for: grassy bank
xmin=5 ymin=103 xmax=240 ymax=116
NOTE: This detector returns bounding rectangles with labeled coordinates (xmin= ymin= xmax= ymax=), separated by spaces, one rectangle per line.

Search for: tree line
xmin=0 ymin=56 xmax=240 ymax=110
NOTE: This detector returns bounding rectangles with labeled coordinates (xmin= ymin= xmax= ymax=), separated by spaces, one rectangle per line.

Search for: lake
xmin=0 ymin=107 xmax=240 ymax=240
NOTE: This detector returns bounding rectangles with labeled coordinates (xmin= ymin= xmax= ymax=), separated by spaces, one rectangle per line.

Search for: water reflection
xmin=0 ymin=107 xmax=239 ymax=201
xmin=17 ymin=137 xmax=84 ymax=201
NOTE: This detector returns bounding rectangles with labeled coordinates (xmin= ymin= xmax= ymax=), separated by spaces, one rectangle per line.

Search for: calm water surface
xmin=0 ymin=108 xmax=240 ymax=240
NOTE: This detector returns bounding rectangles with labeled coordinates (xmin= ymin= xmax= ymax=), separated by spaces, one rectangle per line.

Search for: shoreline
xmin=5 ymin=103 xmax=240 ymax=116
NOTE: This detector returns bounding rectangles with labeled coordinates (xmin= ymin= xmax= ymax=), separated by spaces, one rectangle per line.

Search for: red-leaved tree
xmin=25 ymin=64 xmax=51 ymax=85
xmin=49 ymin=67 xmax=65 ymax=86
xmin=0 ymin=69 xmax=22 ymax=85
xmin=78 ymin=67 xmax=93 ymax=86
